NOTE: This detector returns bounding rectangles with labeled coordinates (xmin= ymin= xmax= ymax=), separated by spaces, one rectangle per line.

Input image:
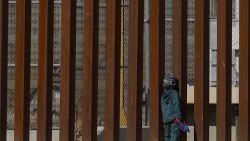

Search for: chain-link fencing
xmin=6 ymin=0 xmax=241 ymax=140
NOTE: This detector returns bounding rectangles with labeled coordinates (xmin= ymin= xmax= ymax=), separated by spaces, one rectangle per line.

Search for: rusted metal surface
xmin=60 ymin=0 xmax=76 ymax=140
xmin=194 ymin=0 xmax=210 ymax=141
xmin=0 ymin=0 xmax=8 ymax=140
xmin=216 ymin=0 xmax=232 ymax=140
xmin=0 ymin=0 xmax=244 ymax=140
xmin=82 ymin=0 xmax=99 ymax=140
xmin=149 ymin=0 xmax=165 ymax=140
xmin=172 ymin=0 xmax=187 ymax=140
xmin=104 ymin=0 xmax=121 ymax=140
xmin=127 ymin=0 xmax=144 ymax=140
xmin=239 ymin=0 xmax=250 ymax=140
xmin=14 ymin=0 xmax=31 ymax=141
xmin=37 ymin=0 xmax=54 ymax=141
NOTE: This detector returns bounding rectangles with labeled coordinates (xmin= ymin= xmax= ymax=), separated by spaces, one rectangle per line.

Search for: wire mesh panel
xmin=209 ymin=6 xmax=218 ymax=137
xmin=165 ymin=0 xmax=173 ymax=75
xmin=75 ymin=0 xmax=83 ymax=140
xmin=30 ymin=1 xmax=39 ymax=131
xmin=187 ymin=0 xmax=195 ymax=86
xmin=209 ymin=1 xmax=218 ymax=141
xmin=7 ymin=1 xmax=16 ymax=131
xmin=7 ymin=2 xmax=41 ymax=133
xmin=210 ymin=0 xmax=217 ymax=87
xmin=120 ymin=0 xmax=129 ymax=127
xmin=91 ymin=4 xmax=105 ymax=137
xmin=232 ymin=0 xmax=239 ymax=140
xmin=97 ymin=3 xmax=106 ymax=128
xmin=232 ymin=0 xmax=239 ymax=87
xmin=187 ymin=0 xmax=195 ymax=140
xmin=52 ymin=1 xmax=61 ymax=131
xmin=2 ymin=0 xmax=242 ymax=140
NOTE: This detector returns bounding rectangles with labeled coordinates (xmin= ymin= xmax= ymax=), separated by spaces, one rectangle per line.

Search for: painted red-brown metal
xmin=149 ymin=0 xmax=165 ymax=140
xmin=173 ymin=0 xmax=187 ymax=140
xmin=82 ymin=0 xmax=99 ymax=140
xmin=0 ymin=0 xmax=8 ymax=140
xmin=127 ymin=0 xmax=144 ymax=140
xmin=194 ymin=0 xmax=210 ymax=141
xmin=104 ymin=0 xmax=121 ymax=140
xmin=60 ymin=0 xmax=76 ymax=140
xmin=37 ymin=0 xmax=54 ymax=141
xmin=239 ymin=0 xmax=250 ymax=140
xmin=216 ymin=0 xmax=232 ymax=140
xmin=14 ymin=0 xmax=31 ymax=141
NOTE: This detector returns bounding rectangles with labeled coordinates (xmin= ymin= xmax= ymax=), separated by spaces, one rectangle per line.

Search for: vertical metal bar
xmin=239 ymin=0 xmax=250 ymax=140
xmin=144 ymin=0 xmax=150 ymax=127
xmin=172 ymin=0 xmax=187 ymax=140
xmin=144 ymin=0 xmax=150 ymax=98
xmin=149 ymin=0 xmax=165 ymax=140
xmin=14 ymin=0 xmax=31 ymax=141
xmin=37 ymin=0 xmax=54 ymax=141
xmin=194 ymin=0 xmax=210 ymax=140
xmin=216 ymin=0 xmax=232 ymax=140
xmin=0 ymin=0 xmax=8 ymax=140
xmin=60 ymin=0 xmax=76 ymax=140
xmin=104 ymin=0 xmax=121 ymax=140
xmin=82 ymin=0 xmax=99 ymax=140
xmin=127 ymin=0 xmax=144 ymax=140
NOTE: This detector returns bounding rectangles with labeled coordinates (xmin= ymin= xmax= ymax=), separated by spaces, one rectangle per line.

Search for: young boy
xmin=161 ymin=75 xmax=181 ymax=141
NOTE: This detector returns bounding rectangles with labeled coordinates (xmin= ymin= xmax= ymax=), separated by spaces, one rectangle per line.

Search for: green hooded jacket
xmin=161 ymin=88 xmax=181 ymax=123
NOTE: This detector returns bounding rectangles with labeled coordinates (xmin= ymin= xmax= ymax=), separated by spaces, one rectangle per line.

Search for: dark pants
xmin=164 ymin=123 xmax=180 ymax=141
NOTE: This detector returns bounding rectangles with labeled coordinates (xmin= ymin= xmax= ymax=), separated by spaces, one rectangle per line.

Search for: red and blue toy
xmin=173 ymin=118 xmax=190 ymax=133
